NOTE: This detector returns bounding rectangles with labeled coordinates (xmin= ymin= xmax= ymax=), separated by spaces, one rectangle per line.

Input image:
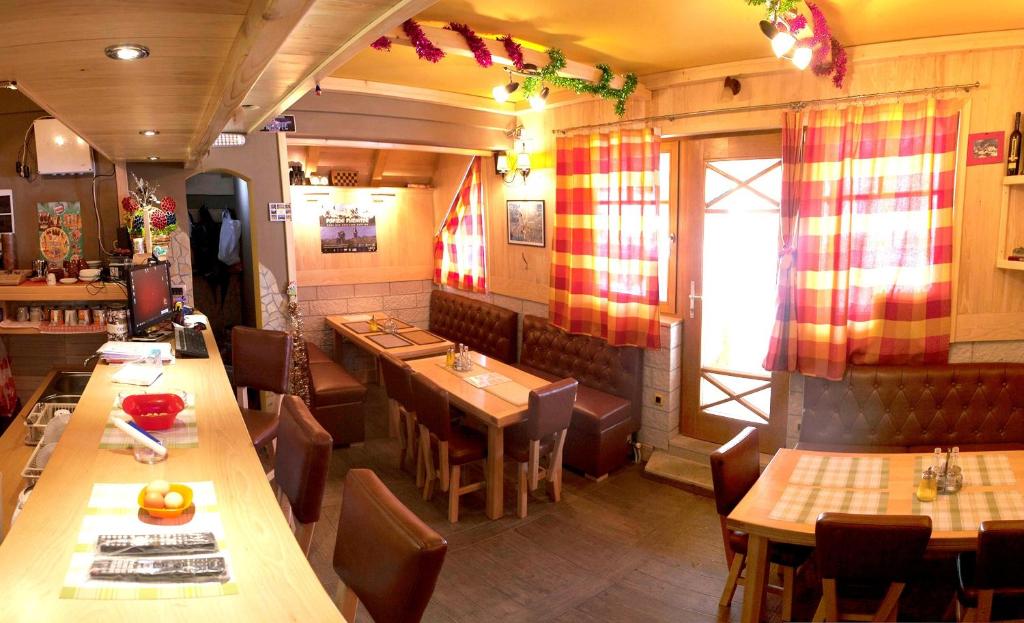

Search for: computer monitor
xmin=126 ymin=261 xmax=174 ymax=336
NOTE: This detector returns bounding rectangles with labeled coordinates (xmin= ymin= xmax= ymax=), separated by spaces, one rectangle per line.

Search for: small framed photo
xmin=507 ymin=200 xmax=545 ymax=247
xmin=967 ymin=131 xmax=1004 ymax=166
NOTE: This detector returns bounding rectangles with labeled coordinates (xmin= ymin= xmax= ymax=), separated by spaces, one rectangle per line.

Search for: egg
xmin=146 ymin=480 xmax=171 ymax=495
xmin=143 ymin=491 xmax=165 ymax=509
xmin=163 ymin=491 xmax=184 ymax=509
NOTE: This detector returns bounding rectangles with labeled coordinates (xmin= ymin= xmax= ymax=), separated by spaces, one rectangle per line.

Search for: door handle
xmin=688 ymin=280 xmax=702 ymax=319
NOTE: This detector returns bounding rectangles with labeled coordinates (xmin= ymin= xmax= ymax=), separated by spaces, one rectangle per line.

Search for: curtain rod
xmin=552 ymin=81 xmax=981 ymax=135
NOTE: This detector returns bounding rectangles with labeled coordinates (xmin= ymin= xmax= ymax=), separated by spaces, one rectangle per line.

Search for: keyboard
xmin=174 ymin=327 xmax=209 ymax=359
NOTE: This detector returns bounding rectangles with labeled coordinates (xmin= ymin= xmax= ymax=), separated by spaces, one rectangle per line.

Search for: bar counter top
xmin=0 ymin=330 xmax=343 ymax=621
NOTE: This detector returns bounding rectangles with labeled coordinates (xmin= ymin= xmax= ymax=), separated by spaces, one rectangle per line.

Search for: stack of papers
xmin=98 ymin=342 xmax=174 ymax=364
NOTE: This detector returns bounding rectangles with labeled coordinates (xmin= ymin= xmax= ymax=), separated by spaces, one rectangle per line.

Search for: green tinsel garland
xmin=745 ymin=0 xmax=800 ymax=16
xmin=522 ymin=49 xmax=638 ymax=117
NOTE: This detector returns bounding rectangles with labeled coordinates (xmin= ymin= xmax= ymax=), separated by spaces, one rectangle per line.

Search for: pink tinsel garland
xmin=402 ymin=19 xmax=444 ymax=63
xmin=497 ymin=34 xmax=525 ymax=71
xmin=370 ymin=36 xmax=391 ymax=51
xmin=804 ymin=1 xmax=847 ymax=89
xmin=445 ymin=22 xmax=492 ymax=67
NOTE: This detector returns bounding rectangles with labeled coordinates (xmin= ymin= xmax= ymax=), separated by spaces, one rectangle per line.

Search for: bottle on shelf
xmin=1009 ymin=112 xmax=1022 ymax=176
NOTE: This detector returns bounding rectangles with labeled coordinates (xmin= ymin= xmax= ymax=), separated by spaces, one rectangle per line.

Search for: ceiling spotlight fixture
xmin=139 ymin=129 xmax=159 ymax=136
xmin=791 ymin=45 xmax=813 ymax=70
xmin=105 ymin=44 xmax=150 ymax=61
xmin=147 ymin=156 xmax=159 ymax=161
xmin=314 ymin=82 xmax=322 ymax=96
xmin=528 ymin=86 xmax=550 ymax=111
xmin=0 ymin=80 xmax=17 ymax=91
xmin=492 ymin=71 xmax=520 ymax=104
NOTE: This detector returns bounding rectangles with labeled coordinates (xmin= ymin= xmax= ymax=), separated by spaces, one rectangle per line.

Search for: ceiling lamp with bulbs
xmin=492 ymin=70 xmax=520 ymax=104
xmin=751 ymin=0 xmax=848 ymax=88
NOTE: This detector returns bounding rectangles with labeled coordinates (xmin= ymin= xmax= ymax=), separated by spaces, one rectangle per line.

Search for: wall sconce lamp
xmin=494 ymin=124 xmax=531 ymax=184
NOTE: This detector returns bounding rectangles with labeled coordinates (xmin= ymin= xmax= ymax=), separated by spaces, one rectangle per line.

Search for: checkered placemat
xmin=769 ymin=485 xmax=889 ymax=523
xmin=914 ymin=454 xmax=1016 ymax=487
xmin=100 ymin=401 xmax=197 ymax=449
xmin=60 ymin=481 xmax=237 ymax=600
xmin=789 ymin=455 xmax=890 ymax=488
xmin=912 ymin=491 xmax=1024 ymax=532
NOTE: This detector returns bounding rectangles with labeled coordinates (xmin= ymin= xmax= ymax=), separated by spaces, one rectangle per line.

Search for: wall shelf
xmin=996 ymin=176 xmax=1024 ymax=271
xmin=0 ymin=282 xmax=126 ymax=302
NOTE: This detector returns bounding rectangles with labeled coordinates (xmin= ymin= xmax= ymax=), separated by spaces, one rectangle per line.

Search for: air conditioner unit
xmin=34 ymin=118 xmax=94 ymax=175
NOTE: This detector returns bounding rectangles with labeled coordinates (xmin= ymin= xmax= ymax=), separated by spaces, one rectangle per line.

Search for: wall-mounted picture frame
xmin=507 ymin=200 xmax=545 ymax=247
xmin=966 ymin=131 xmax=1004 ymax=166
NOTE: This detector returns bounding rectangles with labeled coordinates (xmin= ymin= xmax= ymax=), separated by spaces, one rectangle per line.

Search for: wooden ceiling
xmin=287 ymin=145 xmax=440 ymax=187
xmin=0 ymin=0 xmax=436 ymax=165
xmin=335 ymin=0 xmax=1024 ymax=99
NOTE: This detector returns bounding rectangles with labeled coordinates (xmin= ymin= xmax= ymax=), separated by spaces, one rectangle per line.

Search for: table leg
xmin=740 ymin=533 xmax=769 ymax=623
xmin=486 ymin=425 xmax=504 ymax=519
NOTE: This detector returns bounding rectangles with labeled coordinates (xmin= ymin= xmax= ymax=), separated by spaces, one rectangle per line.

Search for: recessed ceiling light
xmin=105 ymin=44 xmax=150 ymax=61
xmin=139 ymin=130 xmax=159 ymax=136
xmin=147 ymin=156 xmax=159 ymax=161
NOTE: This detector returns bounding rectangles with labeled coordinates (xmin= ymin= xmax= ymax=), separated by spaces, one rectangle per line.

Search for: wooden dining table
xmin=326 ymin=314 xmax=453 ymax=362
xmin=0 ymin=331 xmax=343 ymax=621
xmin=728 ymin=447 xmax=1024 ymax=623
xmin=406 ymin=352 xmax=551 ymax=520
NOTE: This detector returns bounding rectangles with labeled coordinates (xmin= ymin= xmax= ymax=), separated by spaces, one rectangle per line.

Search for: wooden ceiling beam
xmin=186 ymin=0 xmax=318 ymax=167
xmin=246 ymin=0 xmax=440 ymax=135
xmin=387 ymin=25 xmax=650 ymax=100
xmin=318 ymin=77 xmax=515 ymax=115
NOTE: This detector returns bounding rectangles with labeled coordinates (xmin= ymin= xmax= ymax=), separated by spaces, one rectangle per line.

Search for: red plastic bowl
xmin=122 ymin=393 xmax=185 ymax=431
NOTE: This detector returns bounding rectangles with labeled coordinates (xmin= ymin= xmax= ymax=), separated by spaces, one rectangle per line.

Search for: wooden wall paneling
xmin=483 ymin=109 xmax=556 ymax=304
xmin=292 ymin=186 xmax=434 ymax=286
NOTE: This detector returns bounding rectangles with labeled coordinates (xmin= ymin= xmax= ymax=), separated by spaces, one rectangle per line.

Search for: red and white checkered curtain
xmin=434 ymin=157 xmax=487 ymax=293
xmin=550 ymin=128 xmax=661 ymax=349
xmin=764 ymin=98 xmax=961 ymax=380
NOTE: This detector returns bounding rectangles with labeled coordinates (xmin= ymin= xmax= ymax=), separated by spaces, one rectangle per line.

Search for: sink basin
xmin=46 ymin=372 xmax=91 ymax=396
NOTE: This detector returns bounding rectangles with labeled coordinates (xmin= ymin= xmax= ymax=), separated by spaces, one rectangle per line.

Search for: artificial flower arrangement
xmin=121 ymin=174 xmax=178 ymax=238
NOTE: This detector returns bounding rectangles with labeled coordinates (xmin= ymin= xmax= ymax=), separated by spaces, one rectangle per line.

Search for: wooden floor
xmin=304 ymin=386 xmax=958 ymax=622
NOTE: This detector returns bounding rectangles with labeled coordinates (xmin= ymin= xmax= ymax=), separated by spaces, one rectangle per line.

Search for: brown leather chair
xmin=274 ymin=395 xmax=332 ymax=556
xmin=710 ymin=427 xmax=811 ymax=620
xmin=814 ymin=512 xmax=932 ymax=622
xmin=231 ymin=326 xmax=292 ymax=457
xmin=955 ymin=520 xmax=1024 ymax=622
xmin=504 ymin=378 xmax=578 ymax=518
xmin=334 ymin=469 xmax=447 ymax=623
xmin=379 ymin=353 xmax=417 ymax=476
xmin=411 ymin=374 xmax=487 ymax=523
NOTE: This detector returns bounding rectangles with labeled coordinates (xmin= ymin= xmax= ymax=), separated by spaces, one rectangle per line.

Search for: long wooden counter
xmin=0 ymin=331 xmax=344 ymax=621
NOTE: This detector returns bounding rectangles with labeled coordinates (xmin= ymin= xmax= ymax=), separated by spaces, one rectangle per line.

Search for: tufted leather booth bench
xmin=516 ymin=315 xmax=643 ymax=478
xmin=306 ymin=341 xmax=367 ymax=447
xmin=428 ymin=289 xmax=518 ymax=364
xmin=798 ymin=364 xmax=1024 ymax=453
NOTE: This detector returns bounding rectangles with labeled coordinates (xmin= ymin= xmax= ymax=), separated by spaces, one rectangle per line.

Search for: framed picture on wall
xmin=966 ymin=131 xmax=1004 ymax=166
xmin=507 ymin=200 xmax=545 ymax=247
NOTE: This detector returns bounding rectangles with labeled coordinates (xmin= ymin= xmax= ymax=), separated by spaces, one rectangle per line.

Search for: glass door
xmin=679 ymin=133 xmax=788 ymax=452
